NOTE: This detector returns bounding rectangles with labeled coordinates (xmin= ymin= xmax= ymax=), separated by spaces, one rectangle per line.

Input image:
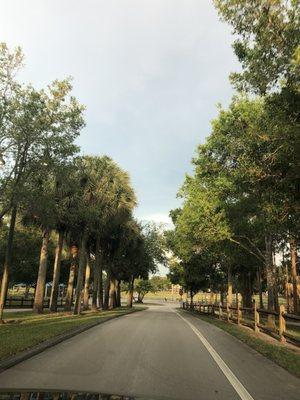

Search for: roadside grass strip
xmin=0 ymin=307 xmax=144 ymax=361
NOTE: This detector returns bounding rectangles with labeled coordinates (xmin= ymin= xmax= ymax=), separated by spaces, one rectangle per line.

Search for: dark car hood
xmin=0 ymin=390 xmax=174 ymax=400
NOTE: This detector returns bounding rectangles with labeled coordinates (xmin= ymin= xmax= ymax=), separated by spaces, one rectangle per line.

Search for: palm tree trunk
xmin=103 ymin=273 xmax=110 ymax=310
xmin=49 ymin=230 xmax=64 ymax=312
xmin=64 ymin=244 xmax=78 ymax=311
xmin=108 ymin=277 xmax=116 ymax=309
xmin=98 ymin=263 xmax=104 ymax=309
xmin=92 ymin=238 xmax=101 ymax=310
xmin=290 ymin=238 xmax=299 ymax=314
xmin=0 ymin=206 xmax=17 ymax=323
xmin=127 ymin=277 xmax=134 ymax=307
xmin=98 ymin=263 xmax=103 ymax=309
xmin=116 ymin=280 xmax=121 ymax=307
xmin=33 ymin=227 xmax=50 ymax=313
xmin=83 ymin=251 xmax=91 ymax=310
xmin=73 ymin=229 xmax=88 ymax=315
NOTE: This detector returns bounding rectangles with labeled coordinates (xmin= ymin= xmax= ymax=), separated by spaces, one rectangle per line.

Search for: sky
xmin=0 ymin=0 xmax=238 ymax=226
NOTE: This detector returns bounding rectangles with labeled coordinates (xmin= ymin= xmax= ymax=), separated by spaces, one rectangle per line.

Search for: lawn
xmin=144 ymin=291 xmax=290 ymax=310
xmin=184 ymin=310 xmax=300 ymax=378
xmin=0 ymin=307 xmax=142 ymax=361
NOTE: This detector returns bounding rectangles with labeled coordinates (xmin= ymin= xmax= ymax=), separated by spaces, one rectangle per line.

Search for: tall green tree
xmin=214 ymin=0 xmax=300 ymax=94
xmin=0 ymin=44 xmax=84 ymax=319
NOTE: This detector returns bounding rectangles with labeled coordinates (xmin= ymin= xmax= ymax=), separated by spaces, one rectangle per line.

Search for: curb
xmin=0 ymin=308 xmax=143 ymax=373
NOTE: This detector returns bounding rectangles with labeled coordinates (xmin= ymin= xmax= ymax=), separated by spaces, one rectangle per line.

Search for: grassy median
xmin=184 ymin=310 xmax=300 ymax=378
xmin=0 ymin=307 xmax=144 ymax=361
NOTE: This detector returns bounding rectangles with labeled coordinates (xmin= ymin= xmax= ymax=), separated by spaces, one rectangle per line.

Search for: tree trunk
xmin=64 ymin=244 xmax=78 ymax=311
xmin=98 ymin=263 xmax=103 ymax=309
xmin=257 ymin=265 xmax=264 ymax=309
xmin=33 ymin=227 xmax=51 ymax=314
xmin=103 ymin=273 xmax=110 ymax=310
xmin=0 ymin=206 xmax=17 ymax=323
xmin=108 ymin=277 xmax=116 ymax=309
xmin=116 ymin=280 xmax=121 ymax=307
xmin=127 ymin=277 xmax=134 ymax=307
xmin=73 ymin=229 xmax=88 ymax=315
xmin=49 ymin=230 xmax=64 ymax=312
xmin=265 ymin=234 xmax=276 ymax=327
xmin=24 ymin=285 xmax=30 ymax=299
xmin=190 ymin=290 xmax=194 ymax=307
xmin=92 ymin=238 xmax=101 ymax=310
xmin=290 ymin=238 xmax=299 ymax=315
xmin=83 ymin=251 xmax=91 ymax=310
xmin=220 ymin=290 xmax=224 ymax=305
xmin=240 ymin=272 xmax=252 ymax=308
xmin=137 ymin=292 xmax=144 ymax=303
xmin=227 ymin=265 xmax=233 ymax=306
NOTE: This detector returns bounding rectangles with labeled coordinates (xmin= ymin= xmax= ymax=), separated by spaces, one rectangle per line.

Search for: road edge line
xmin=173 ymin=309 xmax=255 ymax=400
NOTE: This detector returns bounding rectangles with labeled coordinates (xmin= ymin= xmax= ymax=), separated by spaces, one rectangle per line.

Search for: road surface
xmin=0 ymin=302 xmax=299 ymax=400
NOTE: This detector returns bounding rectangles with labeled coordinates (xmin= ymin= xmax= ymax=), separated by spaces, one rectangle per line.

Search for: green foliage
xmin=168 ymin=87 xmax=299 ymax=302
xmin=150 ymin=276 xmax=171 ymax=291
xmin=0 ymin=44 xmax=165 ymax=315
xmin=134 ymin=279 xmax=155 ymax=302
xmin=214 ymin=0 xmax=300 ymax=93
xmin=165 ymin=1 xmax=300 ymax=307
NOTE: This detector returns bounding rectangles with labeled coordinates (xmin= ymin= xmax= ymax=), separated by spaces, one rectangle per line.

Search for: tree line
xmin=0 ymin=44 xmax=165 ymax=322
xmin=166 ymin=0 xmax=300 ymax=321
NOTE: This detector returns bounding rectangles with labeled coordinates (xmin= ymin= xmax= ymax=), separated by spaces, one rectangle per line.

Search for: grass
xmin=0 ymin=307 xmax=144 ymax=361
xmin=286 ymin=324 xmax=300 ymax=341
xmin=184 ymin=310 xmax=300 ymax=378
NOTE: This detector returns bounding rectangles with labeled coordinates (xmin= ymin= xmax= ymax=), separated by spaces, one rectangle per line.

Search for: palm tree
xmin=72 ymin=155 xmax=137 ymax=314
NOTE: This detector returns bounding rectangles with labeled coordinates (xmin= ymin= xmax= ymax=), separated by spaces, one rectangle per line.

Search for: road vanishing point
xmin=0 ymin=302 xmax=299 ymax=400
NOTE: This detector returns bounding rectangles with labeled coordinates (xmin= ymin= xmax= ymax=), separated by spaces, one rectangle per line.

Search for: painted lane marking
xmin=172 ymin=308 xmax=255 ymax=400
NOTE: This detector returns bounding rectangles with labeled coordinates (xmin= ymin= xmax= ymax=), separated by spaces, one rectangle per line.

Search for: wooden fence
xmin=4 ymin=297 xmax=65 ymax=309
xmin=182 ymin=300 xmax=300 ymax=347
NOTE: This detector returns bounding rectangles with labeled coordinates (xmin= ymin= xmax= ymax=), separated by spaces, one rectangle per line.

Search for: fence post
xmin=278 ymin=304 xmax=286 ymax=343
xmin=253 ymin=299 xmax=260 ymax=333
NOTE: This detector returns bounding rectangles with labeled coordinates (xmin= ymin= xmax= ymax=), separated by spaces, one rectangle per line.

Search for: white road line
xmin=172 ymin=308 xmax=255 ymax=400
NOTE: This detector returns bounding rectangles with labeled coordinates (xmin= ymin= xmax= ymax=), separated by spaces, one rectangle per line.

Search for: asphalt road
xmin=0 ymin=302 xmax=299 ymax=400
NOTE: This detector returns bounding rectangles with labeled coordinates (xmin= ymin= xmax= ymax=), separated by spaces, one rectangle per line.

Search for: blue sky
xmin=0 ymin=0 xmax=238 ymax=224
